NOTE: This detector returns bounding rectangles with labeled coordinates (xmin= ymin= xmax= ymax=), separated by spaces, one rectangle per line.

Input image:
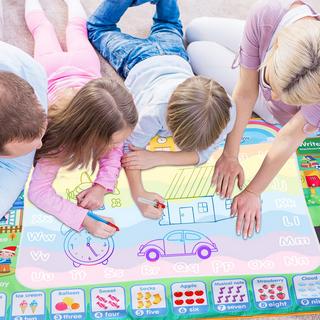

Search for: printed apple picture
xmin=185 ymin=299 xmax=194 ymax=305
xmin=173 ymin=289 xmax=206 ymax=306
xmin=173 ymin=292 xmax=183 ymax=298
xmin=185 ymin=291 xmax=193 ymax=297
xmin=196 ymin=298 xmax=205 ymax=304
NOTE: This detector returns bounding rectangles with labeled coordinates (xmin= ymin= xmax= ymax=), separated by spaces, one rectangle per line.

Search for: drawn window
xmin=198 ymin=202 xmax=208 ymax=213
xmin=167 ymin=233 xmax=183 ymax=242
xmin=185 ymin=233 xmax=201 ymax=241
xmin=225 ymin=199 xmax=232 ymax=210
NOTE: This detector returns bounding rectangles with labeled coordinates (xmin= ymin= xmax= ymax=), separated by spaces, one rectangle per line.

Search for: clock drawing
xmin=63 ymin=228 xmax=115 ymax=267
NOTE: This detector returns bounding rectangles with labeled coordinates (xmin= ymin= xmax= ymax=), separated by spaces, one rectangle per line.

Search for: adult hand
xmin=231 ymin=189 xmax=261 ymax=239
xmin=212 ymin=153 xmax=245 ymax=198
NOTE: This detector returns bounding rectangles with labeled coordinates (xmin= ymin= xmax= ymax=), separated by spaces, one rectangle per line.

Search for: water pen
xmin=87 ymin=211 xmax=120 ymax=231
xmin=137 ymin=197 xmax=166 ymax=209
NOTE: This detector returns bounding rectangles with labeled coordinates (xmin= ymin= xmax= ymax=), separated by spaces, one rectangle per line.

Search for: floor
xmin=1 ymin=0 xmax=320 ymax=319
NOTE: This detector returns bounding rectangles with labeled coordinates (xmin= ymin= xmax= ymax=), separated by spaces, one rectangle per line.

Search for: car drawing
xmin=137 ymin=230 xmax=218 ymax=262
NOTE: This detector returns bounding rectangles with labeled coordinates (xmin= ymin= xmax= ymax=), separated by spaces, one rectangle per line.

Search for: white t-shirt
xmin=125 ymin=55 xmax=236 ymax=164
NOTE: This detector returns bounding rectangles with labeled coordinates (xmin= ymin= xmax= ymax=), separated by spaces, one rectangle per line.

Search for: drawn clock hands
xmin=64 ymin=230 xmax=115 ymax=267
xmin=86 ymin=236 xmax=98 ymax=257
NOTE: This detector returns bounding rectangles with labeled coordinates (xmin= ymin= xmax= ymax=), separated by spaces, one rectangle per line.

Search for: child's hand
xmin=133 ymin=190 xmax=164 ymax=220
xmin=212 ymin=153 xmax=245 ymax=198
xmin=77 ymin=184 xmax=106 ymax=210
xmin=122 ymin=145 xmax=161 ymax=170
xmin=82 ymin=215 xmax=116 ymax=238
xmin=231 ymin=189 xmax=261 ymax=239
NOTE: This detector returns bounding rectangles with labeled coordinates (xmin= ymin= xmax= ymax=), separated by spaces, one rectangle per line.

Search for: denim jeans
xmin=87 ymin=0 xmax=189 ymax=78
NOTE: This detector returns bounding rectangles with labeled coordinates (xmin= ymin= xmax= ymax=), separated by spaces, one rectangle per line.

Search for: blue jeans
xmin=87 ymin=0 xmax=189 ymax=78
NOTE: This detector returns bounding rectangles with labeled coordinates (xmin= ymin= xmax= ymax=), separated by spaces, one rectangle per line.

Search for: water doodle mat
xmin=1 ymin=119 xmax=319 ymax=319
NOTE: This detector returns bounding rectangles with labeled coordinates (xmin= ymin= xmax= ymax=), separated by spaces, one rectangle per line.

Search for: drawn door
xmin=179 ymin=207 xmax=195 ymax=224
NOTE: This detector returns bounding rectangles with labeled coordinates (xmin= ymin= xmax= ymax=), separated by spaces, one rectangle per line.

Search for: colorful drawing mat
xmin=2 ymin=120 xmax=320 ymax=320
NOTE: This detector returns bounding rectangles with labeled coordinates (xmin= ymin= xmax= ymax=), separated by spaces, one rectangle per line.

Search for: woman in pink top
xmin=26 ymin=0 xmax=138 ymax=238
xmin=186 ymin=0 xmax=320 ymax=239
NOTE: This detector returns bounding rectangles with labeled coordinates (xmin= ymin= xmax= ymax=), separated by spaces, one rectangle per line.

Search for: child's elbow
xmin=27 ymin=188 xmax=37 ymax=206
xmin=27 ymin=181 xmax=42 ymax=207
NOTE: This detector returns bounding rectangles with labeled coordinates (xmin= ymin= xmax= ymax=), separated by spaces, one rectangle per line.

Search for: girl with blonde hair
xmin=26 ymin=0 xmax=137 ymax=238
xmin=186 ymin=0 xmax=320 ymax=239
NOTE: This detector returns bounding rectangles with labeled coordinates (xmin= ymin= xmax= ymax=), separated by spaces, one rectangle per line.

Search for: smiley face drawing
xmin=63 ymin=229 xmax=115 ymax=267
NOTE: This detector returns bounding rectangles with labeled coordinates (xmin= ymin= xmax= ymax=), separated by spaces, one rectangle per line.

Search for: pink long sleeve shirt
xmin=28 ymin=67 xmax=123 ymax=231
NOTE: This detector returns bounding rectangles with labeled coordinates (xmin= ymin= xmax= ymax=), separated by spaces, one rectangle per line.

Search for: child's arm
xmin=122 ymin=145 xmax=199 ymax=169
xmin=123 ymin=69 xmax=258 ymax=173
xmin=77 ymin=145 xmax=123 ymax=210
xmin=232 ymin=111 xmax=317 ymax=239
xmin=212 ymin=66 xmax=259 ymax=198
xmin=125 ymin=168 xmax=164 ymax=219
xmin=28 ymin=159 xmax=116 ymax=238
xmin=122 ymin=110 xmax=165 ymax=218
xmin=122 ymin=108 xmax=236 ymax=169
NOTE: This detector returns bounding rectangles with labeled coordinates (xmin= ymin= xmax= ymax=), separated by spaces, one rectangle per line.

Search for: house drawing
xmin=159 ymin=166 xmax=232 ymax=226
xmin=11 ymin=192 xmax=24 ymax=209
xmin=0 ymin=210 xmax=23 ymax=227
xmin=0 ymin=192 xmax=24 ymax=227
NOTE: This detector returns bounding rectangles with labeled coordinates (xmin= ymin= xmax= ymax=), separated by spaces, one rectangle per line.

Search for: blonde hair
xmin=167 ymin=76 xmax=231 ymax=151
xmin=263 ymin=19 xmax=320 ymax=105
xmin=36 ymin=78 xmax=137 ymax=171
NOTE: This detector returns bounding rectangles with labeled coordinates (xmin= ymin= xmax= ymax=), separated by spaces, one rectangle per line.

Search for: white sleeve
xmin=124 ymin=107 xmax=162 ymax=153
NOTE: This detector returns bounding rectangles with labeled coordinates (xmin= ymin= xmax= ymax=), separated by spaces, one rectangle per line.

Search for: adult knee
xmin=186 ymin=17 xmax=213 ymax=44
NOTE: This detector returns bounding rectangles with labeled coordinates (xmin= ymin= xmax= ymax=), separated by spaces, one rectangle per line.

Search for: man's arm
xmin=0 ymin=152 xmax=34 ymax=217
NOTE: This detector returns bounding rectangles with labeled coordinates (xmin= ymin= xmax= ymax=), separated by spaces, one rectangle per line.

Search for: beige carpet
xmin=1 ymin=0 xmax=320 ymax=319
xmin=2 ymin=0 xmax=320 ymax=80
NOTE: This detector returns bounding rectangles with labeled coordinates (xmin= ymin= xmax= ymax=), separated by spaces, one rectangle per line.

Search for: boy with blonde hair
xmin=87 ymin=0 xmax=236 ymax=219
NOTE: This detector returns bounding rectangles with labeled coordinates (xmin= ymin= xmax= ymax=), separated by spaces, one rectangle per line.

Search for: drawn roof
xmin=165 ymin=166 xmax=215 ymax=200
